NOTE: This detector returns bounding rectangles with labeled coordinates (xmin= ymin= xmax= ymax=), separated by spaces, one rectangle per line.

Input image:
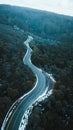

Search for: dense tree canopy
xmin=0 ymin=4 xmax=73 ymax=129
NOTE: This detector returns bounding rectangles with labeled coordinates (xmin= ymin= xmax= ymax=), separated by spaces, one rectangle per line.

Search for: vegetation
xmin=31 ymin=41 xmax=73 ymax=79
xmin=26 ymin=41 xmax=73 ymax=130
xmin=0 ymin=24 xmax=35 ymax=127
xmin=0 ymin=4 xmax=73 ymax=130
xmin=0 ymin=4 xmax=73 ymax=42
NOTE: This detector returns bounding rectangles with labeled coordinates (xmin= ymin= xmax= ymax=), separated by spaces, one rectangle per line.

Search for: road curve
xmin=1 ymin=36 xmax=47 ymax=130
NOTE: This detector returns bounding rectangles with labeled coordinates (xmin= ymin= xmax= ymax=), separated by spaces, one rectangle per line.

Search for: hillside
xmin=0 ymin=11 xmax=35 ymax=127
xmin=0 ymin=4 xmax=73 ymax=129
xmin=0 ymin=4 xmax=73 ymax=43
xmin=26 ymin=39 xmax=73 ymax=130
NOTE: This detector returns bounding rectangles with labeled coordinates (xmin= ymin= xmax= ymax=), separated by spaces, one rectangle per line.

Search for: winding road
xmin=1 ymin=36 xmax=54 ymax=130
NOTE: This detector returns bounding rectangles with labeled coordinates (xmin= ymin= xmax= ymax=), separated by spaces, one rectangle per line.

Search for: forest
xmin=26 ymin=40 xmax=73 ymax=130
xmin=0 ymin=24 xmax=35 ymax=127
xmin=0 ymin=4 xmax=73 ymax=129
xmin=0 ymin=4 xmax=73 ymax=42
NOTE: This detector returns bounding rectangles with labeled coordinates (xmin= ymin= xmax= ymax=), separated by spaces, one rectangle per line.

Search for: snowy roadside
xmin=18 ymin=73 xmax=55 ymax=130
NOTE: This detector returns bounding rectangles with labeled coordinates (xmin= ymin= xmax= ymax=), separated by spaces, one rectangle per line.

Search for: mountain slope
xmin=0 ymin=10 xmax=36 ymax=128
xmin=0 ymin=4 xmax=73 ymax=43
xmin=0 ymin=4 xmax=73 ymax=129
xmin=26 ymin=38 xmax=73 ymax=130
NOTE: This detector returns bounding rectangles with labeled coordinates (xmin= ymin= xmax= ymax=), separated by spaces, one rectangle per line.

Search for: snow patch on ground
xmin=1 ymin=36 xmax=33 ymax=130
xmin=18 ymin=73 xmax=55 ymax=130
xmin=1 ymin=35 xmax=55 ymax=130
xmin=18 ymin=88 xmax=53 ymax=130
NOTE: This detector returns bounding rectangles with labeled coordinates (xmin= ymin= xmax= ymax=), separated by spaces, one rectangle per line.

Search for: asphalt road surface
xmin=2 ymin=36 xmax=48 ymax=130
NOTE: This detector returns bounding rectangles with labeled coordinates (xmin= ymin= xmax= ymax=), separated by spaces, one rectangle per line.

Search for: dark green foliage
xmin=0 ymin=4 xmax=73 ymax=129
xmin=26 ymin=41 xmax=73 ymax=130
xmin=0 ymin=25 xmax=35 ymax=127
xmin=0 ymin=4 xmax=73 ymax=42
xmin=31 ymin=42 xmax=73 ymax=80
